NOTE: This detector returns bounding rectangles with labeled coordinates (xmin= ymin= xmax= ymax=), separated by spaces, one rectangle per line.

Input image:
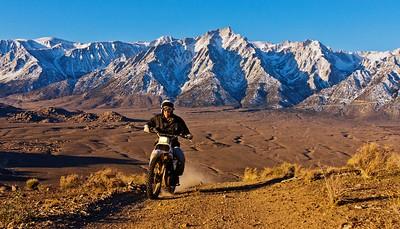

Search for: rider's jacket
xmin=147 ymin=113 xmax=190 ymax=147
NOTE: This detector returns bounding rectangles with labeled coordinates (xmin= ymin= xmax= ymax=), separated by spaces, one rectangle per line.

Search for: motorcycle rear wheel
xmin=162 ymin=164 xmax=176 ymax=194
xmin=165 ymin=177 xmax=176 ymax=194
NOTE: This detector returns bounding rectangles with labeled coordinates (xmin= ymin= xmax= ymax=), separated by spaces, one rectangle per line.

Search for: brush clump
xmin=243 ymin=162 xmax=295 ymax=182
xmin=347 ymin=143 xmax=400 ymax=177
xmin=85 ymin=168 xmax=146 ymax=191
xmin=59 ymin=174 xmax=82 ymax=189
xmin=26 ymin=178 xmax=40 ymax=190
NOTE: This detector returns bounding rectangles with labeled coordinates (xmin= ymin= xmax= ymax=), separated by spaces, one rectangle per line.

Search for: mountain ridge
xmin=0 ymin=28 xmax=398 ymax=115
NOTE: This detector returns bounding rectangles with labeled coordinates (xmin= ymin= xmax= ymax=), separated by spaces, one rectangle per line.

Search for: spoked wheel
xmin=146 ymin=158 xmax=164 ymax=199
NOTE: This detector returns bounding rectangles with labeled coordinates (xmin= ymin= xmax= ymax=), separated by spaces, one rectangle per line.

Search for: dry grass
xmin=320 ymin=142 xmax=400 ymax=206
xmin=323 ymin=176 xmax=338 ymax=205
xmin=1 ymin=168 xmax=146 ymax=227
xmin=297 ymin=166 xmax=361 ymax=183
xmin=243 ymin=162 xmax=295 ymax=182
xmin=296 ymin=167 xmax=322 ymax=182
xmin=243 ymin=168 xmax=258 ymax=182
xmin=60 ymin=174 xmax=82 ymax=189
xmin=0 ymin=191 xmax=35 ymax=227
xmin=26 ymin=178 xmax=39 ymax=190
xmin=85 ymin=168 xmax=145 ymax=191
xmin=58 ymin=169 xmax=146 ymax=191
xmin=393 ymin=198 xmax=400 ymax=216
xmin=294 ymin=165 xmax=352 ymax=206
xmin=347 ymin=143 xmax=400 ymax=177
xmin=321 ymin=169 xmax=346 ymax=206
xmin=116 ymin=171 xmax=146 ymax=185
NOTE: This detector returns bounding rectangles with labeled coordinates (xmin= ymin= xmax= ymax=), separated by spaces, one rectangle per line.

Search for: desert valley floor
xmin=1 ymin=107 xmax=399 ymax=185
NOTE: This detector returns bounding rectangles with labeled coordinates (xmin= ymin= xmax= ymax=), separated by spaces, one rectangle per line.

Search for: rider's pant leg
xmin=173 ymin=147 xmax=185 ymax=176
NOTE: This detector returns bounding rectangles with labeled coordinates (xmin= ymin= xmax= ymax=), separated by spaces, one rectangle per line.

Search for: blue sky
xmin=1 ymin=0 xmax=399 ymax=51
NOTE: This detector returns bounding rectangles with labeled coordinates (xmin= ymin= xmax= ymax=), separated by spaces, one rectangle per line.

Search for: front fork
xmin=150 ymin=150 xmax=175 ymax=186
xmin=150 ymin=149 xmax=176 ymax=170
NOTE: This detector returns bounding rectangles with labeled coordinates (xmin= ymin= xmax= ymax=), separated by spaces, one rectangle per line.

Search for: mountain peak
xmin=35 ymin=37 xmax=75 ymax=50
xmin=150 ymin=36 xmax=176 ymax=46
xmin=303 ymin=39 xmax=327 ymax=49
xmin=218 ymin=27 xmax=236 ymax=40
xmin=35 ymin=37 xmax=73 ymax=43
xmin=206 ymin=27 xmax=235 ymax=37
xmin=194 ymin=27 xmax=247 ymax=52
xmin=218 ymin=26 xmax=233 ymax=33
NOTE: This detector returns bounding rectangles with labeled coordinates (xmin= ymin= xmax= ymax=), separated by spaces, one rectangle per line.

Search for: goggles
xmin=162 ymin=107 xmax=174 ymax=112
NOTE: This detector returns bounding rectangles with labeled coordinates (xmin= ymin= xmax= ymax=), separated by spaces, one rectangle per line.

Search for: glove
xmin=143 ymin=124 xmax=150 ymax=133
xmin=185 ymin=134 xmax=193 ymax=140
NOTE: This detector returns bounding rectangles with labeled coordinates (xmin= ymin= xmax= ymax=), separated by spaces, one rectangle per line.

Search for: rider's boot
xmin=175 ymin=175 xmax=180 ymax=186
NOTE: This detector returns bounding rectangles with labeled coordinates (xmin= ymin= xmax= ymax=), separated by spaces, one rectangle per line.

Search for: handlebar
xmin=156 ymin=132 xmax=179 ymax=138
xmin=149 ymin=127 xmax=192 ymax=141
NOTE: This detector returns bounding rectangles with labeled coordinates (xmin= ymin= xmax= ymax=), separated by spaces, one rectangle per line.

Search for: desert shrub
xmin=320 ymin=167 xmax=348 ymax=206
xmin=60 ymin=174 xmax=82 ymax=189
xmin=297 ymin=166 xmax=362 ymax=183
xmin=86 ymin=168 xmax=125 ymax=190
xmin=347 ymin=143 xmax=400 ymax=177
xmin=116 ymin=172 xmax=146 ymax=185
xmin=85 ymin=168 xmax=146 ymax=190
xmin=298 ymin=168 xmax=323 ymax=182
xmin=26 ymin=178 xmax=39 ymax=190
xmin=243 ymin=162 xmax=296 ymax=182
xmin=324 ymin=176 xmax=341 ymax=205
xmin=243 ymin=168 xmax=259 ymax=182
xmin=261 ymin=162 xmax=295 ymax=179
xmin=393 ymin=198 xmax=400 ymax=216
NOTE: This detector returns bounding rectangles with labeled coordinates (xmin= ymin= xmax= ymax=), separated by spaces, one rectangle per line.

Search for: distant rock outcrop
xmin=97 ymin=111 xmax=131 ymax=122
xmin=0 ymin=103 xmax=23 ymax=117
xmin=1 ymin=104 xmax=132 ymax=123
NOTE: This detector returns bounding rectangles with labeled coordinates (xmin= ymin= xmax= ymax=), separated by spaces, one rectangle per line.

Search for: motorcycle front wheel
xmin=146 ymin=158 xmax=164 ymax=199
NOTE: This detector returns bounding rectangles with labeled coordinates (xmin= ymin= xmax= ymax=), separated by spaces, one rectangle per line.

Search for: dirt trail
xmin=82 ymin=173 xmax=399 ymax=229
xmin=84 ymin=177 xmax=307 ymax=229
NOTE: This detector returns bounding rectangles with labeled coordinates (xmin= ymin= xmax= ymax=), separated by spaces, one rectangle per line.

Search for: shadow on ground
xmin=0 ymin=151 xmax=147 ymax=182
xmin=0 ymin=151 xmax=146 ymax=168
xmin=0 ymin=167 xmax=35 ymax=182
xmin=33 ymin=189 xmax=147 ymax=228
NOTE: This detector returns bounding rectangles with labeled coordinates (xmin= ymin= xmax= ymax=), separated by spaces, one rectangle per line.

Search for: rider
xmin=144 ymin=100 xmax=193 ymax=186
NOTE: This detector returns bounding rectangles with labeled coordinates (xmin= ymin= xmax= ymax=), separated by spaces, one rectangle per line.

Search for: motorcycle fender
xmin=149 ymin=149 xmax=163 ymax=166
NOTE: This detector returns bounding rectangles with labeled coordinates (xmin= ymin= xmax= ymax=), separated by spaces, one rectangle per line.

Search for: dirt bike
xmin=146 ymin=130 xmax=187 ymax=199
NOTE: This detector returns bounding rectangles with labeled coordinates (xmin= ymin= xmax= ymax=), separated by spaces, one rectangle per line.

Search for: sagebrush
xmin=347 ymin=143 xmax=400 ymax=177
xmin=243 ymin=162 xmax=295 ymax=182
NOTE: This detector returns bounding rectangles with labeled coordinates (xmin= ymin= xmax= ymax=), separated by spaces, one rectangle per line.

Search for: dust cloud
xmin=176 ymin=162 xmax=213 ymax=192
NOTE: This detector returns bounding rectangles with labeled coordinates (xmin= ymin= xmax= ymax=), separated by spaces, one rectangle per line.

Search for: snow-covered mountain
xmin=0 ymin=28 xmax=398 ymax=115
xmin=299 ymin=49 xmax=400 ymax=116
xmin=0 ymin=37 xmax=147 ymax=96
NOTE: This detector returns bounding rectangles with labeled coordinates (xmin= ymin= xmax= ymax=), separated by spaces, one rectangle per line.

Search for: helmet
xmin=161 ymin=100 xmax=174 ymax=110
